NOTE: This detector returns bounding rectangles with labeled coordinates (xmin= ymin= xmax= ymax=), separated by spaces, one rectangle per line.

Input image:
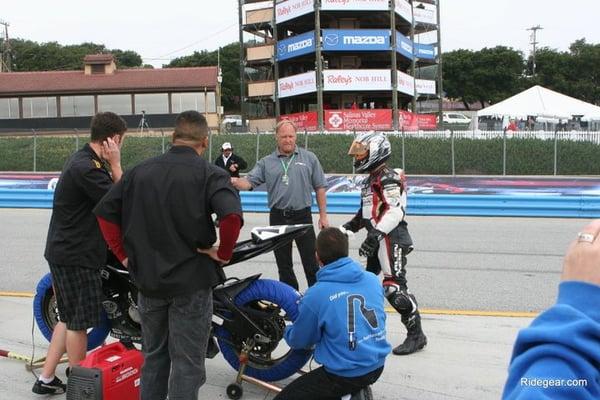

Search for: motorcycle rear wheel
xmin=33 ymin=273 xmax=110 ymax=350
xmin=215 ymin=279 xmax=311 ymax=382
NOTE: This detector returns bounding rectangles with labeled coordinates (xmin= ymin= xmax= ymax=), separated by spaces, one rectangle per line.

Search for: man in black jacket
xmin=214 ymin=142 xmax=247 ymax=178
xmin=95 ymin=111 xmax=242 ymax=400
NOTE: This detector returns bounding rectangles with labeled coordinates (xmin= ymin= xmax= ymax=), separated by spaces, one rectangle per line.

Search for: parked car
xmin=442 ymin=112 xmax=471 ymax=124
xmin=222 ymin=115 xmax=244 ymax=128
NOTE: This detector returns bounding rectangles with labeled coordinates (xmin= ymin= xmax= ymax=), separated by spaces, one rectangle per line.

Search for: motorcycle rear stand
xmin=0 ymin=348 xmax=68 ymax=372
xmin=226 ymin=340 xmax=285 ymax=400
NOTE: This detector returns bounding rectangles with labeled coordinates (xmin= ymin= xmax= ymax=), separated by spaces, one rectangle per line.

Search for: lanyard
xmin=280 ymin=154 xmax=296 ymax=177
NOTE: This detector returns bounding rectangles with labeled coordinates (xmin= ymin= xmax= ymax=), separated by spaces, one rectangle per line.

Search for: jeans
xmin=138 ymin=288 xmax=213 ymax=400
xmin=273 ymin=365 xmax=384 ymax=400
xmin=269 ymin=207 xmax=318 ymax=290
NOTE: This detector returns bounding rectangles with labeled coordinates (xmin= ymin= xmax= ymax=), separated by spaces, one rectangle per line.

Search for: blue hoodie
xmin=284 ymin=257 xmax=391 ymax=377
xmin=503 ymin=281 xmax=600 ymax=399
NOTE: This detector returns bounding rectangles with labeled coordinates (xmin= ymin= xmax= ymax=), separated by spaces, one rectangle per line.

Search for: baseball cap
xmin=222 ymin=142 xmax=232 ymax=150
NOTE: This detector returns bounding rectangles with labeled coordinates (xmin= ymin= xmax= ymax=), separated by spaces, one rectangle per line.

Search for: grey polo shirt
xmin=247 ymin=146 xmax=326 ymax=210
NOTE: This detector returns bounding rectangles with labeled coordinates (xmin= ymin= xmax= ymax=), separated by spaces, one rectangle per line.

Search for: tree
xmin=442 ymin=49 xmax=478 ymax=109
xmin=472 ymin=46 xmax=525 ymax=106
xmin=532 ymin=39 xmax=600 ymax=105
xmin=167 ymin=42 xmax=240 ymax=111
xmin=111 ymin=49 xmax=143 ymax=68
xmin=0 ymin=38 xmax=142 ymax=71
xmin=443 ymin=46 xmax=525 ymax=108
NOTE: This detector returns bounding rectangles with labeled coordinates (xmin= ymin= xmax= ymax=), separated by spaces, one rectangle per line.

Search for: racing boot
xmin=393 ymin=311 xmax=427 ymax=355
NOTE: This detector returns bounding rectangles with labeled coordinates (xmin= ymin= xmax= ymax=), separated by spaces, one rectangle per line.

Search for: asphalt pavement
xmin=0 ymin=209 xmax=591 ymax=399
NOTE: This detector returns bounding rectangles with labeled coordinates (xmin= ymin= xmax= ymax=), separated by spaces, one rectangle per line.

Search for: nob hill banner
xmin=323 ymin=70 xmax=391 ymax=91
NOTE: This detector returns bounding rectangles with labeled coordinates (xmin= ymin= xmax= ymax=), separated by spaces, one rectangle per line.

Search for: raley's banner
xmin=276 ymin=31 xmax=316 ymax=61
xmin=278 ymin=71 xmax=317 ymax=98
xmin=275 ymin=0 xmax=314 ymax=24
xmin=322 ymin=29 xmax=390 ymax=52
xmin=323 ymin=69 xmax=391 ymax=91
xmin=279 ymin=111 xmax=318 ymax=131
xmin=321 ymin=0 xmax=389 ymax=11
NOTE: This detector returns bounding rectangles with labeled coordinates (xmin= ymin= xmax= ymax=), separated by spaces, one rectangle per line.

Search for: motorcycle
xmin=33 ymin=224 xmax=314 ymax=387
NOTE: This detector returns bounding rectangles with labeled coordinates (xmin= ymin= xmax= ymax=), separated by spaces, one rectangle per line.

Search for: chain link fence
xmin=1 ymin=128 xmax=599 ymax=175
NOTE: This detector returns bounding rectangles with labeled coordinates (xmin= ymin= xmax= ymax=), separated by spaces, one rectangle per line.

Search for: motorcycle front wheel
xmin=33 ymin=273 xmax=110 ymax=350
xmin=215 ymin=279 xmax=312 ymax=382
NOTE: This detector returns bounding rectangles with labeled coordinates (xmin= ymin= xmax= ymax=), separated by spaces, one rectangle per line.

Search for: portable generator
xmin=66 ymin=341 xmax=143 ymax=400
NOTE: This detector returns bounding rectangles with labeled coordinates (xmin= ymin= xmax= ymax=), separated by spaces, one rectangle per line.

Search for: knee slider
xmin=383 ymin=281 xmax=416 ymax=315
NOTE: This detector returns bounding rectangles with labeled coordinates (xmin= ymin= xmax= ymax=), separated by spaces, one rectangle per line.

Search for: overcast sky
xmin=3 ymin=0 xmax=599 ymax=68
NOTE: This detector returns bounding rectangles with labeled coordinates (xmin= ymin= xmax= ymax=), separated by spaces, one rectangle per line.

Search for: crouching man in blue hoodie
xmin=274 ymin=227 xmax=391 ymax=400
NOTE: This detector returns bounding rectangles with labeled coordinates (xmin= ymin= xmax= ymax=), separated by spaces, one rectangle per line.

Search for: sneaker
xmin=32 ymin=376 xmax=66 ymax=395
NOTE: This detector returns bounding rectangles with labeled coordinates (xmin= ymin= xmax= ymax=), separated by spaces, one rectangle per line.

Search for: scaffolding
xmin=238 ymin=0 xmax=443 ymax=132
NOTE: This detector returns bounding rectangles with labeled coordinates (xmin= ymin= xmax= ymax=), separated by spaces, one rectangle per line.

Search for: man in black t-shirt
xmin=94 ymin=111 xmax=243 ymax=400
xmin=33 ymin=112 xmax=126 ymax=396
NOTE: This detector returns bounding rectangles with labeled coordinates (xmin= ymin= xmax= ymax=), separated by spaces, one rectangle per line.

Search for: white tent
xmin=477 ymin=85 xmax=600 ymax=122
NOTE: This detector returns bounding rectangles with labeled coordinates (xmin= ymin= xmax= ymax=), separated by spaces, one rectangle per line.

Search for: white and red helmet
xmin=348 ymin=131 xmax=391 ymax=173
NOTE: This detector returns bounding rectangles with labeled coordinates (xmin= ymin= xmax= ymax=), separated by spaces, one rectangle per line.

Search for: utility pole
xmin=436 ymin=0 xmax=443 ymax=128
xmin=217 ymin=47 xmax=223 ymax=131
xmin=527 ymin=25 xmax=542 ymax=76
xmin=0 ymin=20 xmax=11 ymax=72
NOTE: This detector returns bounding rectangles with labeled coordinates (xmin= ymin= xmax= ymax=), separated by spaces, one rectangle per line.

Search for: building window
xmin=135 ymin=93 xmax=169 ymax=114
xmin=0 ymin=98 xmax=19 ymax=119
xmin=22 ymin=97 xmax=58 ymax=119
xmin=60 ymin=96 xmax=95 ymax=117
xmin=171 ymin=92 xmax=206 ymax=113
xmin=97 ymin=94 xmax=132 ymax=115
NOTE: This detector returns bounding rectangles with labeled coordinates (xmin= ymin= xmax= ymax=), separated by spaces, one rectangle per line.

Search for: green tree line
xmin=443 ymin=39 xmax=600 ymax=108
xmin=0 ymin=38 xmax=145 ymax=70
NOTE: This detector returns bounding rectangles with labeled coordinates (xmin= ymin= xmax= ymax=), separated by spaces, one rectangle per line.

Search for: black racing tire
xmin=33 ymin=273 xmax=110 ymax=350
xmin=215 ymin=279 xmax=311 ymax=382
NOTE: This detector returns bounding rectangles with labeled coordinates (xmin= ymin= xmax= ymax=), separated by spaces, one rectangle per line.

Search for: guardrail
xmin=1 ymin=189 xmax=599 ymax=218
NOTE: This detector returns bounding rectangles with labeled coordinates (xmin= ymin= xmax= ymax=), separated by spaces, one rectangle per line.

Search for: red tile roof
xmin=0 ymin=66 xmax=218 ymax=96
xmin=83 ymin=54 xmax=115 ymax=64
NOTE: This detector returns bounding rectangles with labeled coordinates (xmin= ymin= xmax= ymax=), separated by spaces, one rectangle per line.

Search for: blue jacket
xmin=503 ymin=281 xmax=600 ymax=399
xmin=284 ymin=257 xmax=391 ymax=377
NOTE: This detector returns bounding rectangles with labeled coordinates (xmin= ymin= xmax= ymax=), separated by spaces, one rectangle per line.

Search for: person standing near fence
xmin=214 ymin=142 xmax=248 ymax=178
xmin=341 ymin=131 xmax=427 ymax=356
xmin=231 ymin=120 xmax=329 ymax=290
xmin=32 ymin=112 xmax=126 ymax=395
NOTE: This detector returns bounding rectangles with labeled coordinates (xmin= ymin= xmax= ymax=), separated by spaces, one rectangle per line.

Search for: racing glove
xmin=339 ymin=223 xmax=355 ymax=237
xmin=359 ymin=229 xmax=385 ymax=257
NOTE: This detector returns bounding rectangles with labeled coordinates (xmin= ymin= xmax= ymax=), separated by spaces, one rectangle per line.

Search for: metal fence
xmin=1 ymin=128 xmax=600 ymax=175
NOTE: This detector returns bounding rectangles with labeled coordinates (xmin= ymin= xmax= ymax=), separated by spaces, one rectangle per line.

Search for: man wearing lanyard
xmin=232 ymin=120 xmax=329 ymax=290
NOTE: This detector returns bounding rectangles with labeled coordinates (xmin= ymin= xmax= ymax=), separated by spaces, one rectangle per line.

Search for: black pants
xmin=269 ymin=207 xmax=318 ymax=290
xmin=273 ymin=366 xmax=384 ymax=400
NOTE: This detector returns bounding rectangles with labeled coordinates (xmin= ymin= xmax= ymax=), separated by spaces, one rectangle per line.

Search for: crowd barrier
xmin=1 ymin=189 xmax=599 ymax=218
